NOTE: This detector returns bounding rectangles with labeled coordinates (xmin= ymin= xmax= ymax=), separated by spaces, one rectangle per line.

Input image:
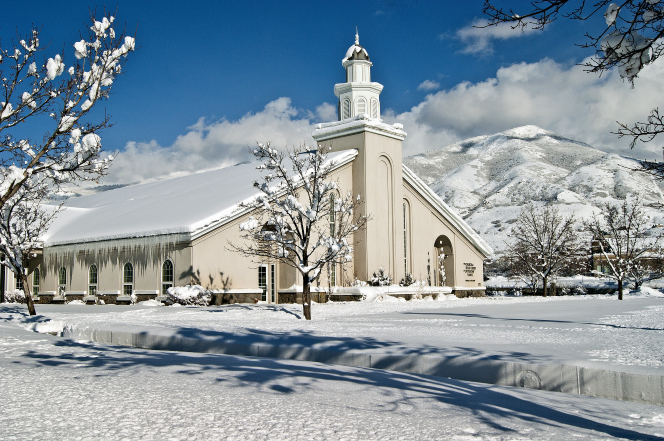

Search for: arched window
xmin=371 ymin=98 xmax=378 ymax=119
xmin=258 ymin=265 xmax=267 ymax=301
xmin=357 ymin=97 xmax=366 ymax=115
xmin=58 ymin=267 xmax=67 ymax=294
xmin=123 ymin=262 xmax=133 ymax=295
xmin=342 ymin=99 xmax=351 ymax=120
xmin=32 ymin=268 xmax=40 ymax=296
xmin=162 ymin=260 xmax=174 ymax=295
xmin=88 ymin=265 xmax=98 ymax=296
xmin=403 ymin=201 xmax=410 ymax=275
xmin=329 ymin=195 xmax=336 ymax=286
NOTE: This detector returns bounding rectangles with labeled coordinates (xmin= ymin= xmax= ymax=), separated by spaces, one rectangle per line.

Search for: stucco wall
xmin=318 ymin=131 xmax=404 ymax=282
xmin=403 ymin=180 xmax=485 ymax=289
xmin=38 ymin=239 xmax=191 ymax=295
xmin=190 ymin=160 xmax=356 ymax=295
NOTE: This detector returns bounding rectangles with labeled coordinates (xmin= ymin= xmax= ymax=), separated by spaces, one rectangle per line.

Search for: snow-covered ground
xmin=2 ymin=305 xmax=664 ymax=440
xmin=5 ymin=291 xmax=664 ymax=374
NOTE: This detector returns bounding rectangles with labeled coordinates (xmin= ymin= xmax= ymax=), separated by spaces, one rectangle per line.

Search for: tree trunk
xmin=302 ymin=273 xmax=311 ymax=320
xmin=618 ymin=278 xmax=623 ymax=301
xmin=21 ymin=272 xmax=36 ymax=316
xmin=542 ymin=275 xmax=548 ymax=297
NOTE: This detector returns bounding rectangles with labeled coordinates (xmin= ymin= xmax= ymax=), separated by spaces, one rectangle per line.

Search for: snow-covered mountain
xmin=404 ymin=125 xmax=664 ymax=253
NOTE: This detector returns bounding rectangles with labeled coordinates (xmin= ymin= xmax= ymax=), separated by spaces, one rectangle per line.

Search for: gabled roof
xmin=43 ymin=150 xmax=358 ymax=246
xmin=402 ymin=164 xmax=493 ymax=258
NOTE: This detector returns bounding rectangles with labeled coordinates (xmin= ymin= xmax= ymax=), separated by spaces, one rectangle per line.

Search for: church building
xmin=15 ymin=34 xmax=492 ymax=304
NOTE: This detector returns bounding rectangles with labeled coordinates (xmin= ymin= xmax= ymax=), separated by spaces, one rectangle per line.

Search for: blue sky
xmin=6 ymin=1 xmax=663 ymax=183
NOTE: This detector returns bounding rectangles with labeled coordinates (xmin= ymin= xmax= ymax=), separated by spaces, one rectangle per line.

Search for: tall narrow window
xmin=15 ymin=273 xmax=23 ymax=291
xmin=88 ymin=265 xmax=98 ymax=296
xmin=329 ymin=195 xmax=336 ymax=286
xmin=403 ymin=203 xmax=408 ymax=275
xmin=258 ymin=266 xmax=267 ymax=301
xmin=270 ymin=264 xmax=276 ymax=303
xmin=342 ymin=99 xmax=351 ymax=119
xmin=32 ymin=268 xmax=40 ymax=296
xmin=371 ymin=98 xmax=378 ymax=119
xmin=357 ymin=97 xmax=366 ymax=115
xmin=123 ymin=262 xmax=133 ymax=295
xmin=58 ymin=267 xmax=67 ymax=294
xmin=162 ymin=260 xmax=174 ymax=295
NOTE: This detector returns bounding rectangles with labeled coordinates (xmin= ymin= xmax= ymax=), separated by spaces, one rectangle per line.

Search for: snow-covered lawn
xmin=5 ymin=290 xmax=664 ymax=374
xmin=2 ymin=312 xmax=664 ymax=440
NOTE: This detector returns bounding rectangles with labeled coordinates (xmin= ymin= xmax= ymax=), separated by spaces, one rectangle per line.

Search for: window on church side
xmin=329 ymin=195 xmax=336 ymax=286
xmin=162 ymin=260 xmax=174 ymax=295
xmin=57 ymin=267 xmax=67 ymax=295
xmin=32 ymin=268 xmax=40 ymax=296
xmin=89 ymin=265 xmax=98 ymax=296
xmin=123 ymin=262 xmax=133 ymax=295
xmin=15 ymin=273 xmax=23 ymax=291
xmin=403 ymin=203 xmax=408 ymax=275
xmin=258 ymin=265 xmax=267 ymax=301
xmin=371 ymin=98 xmax=378 ymax=118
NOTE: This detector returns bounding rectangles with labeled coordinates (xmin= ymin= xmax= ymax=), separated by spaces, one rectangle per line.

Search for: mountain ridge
xmin=403 ymin=125 xmax=664 ymax=253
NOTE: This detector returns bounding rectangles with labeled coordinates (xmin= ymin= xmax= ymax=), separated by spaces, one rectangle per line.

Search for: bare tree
xmin=231 ymin=143 xmax=369 ymax=320
xmin=508 ymin=204 xmax=583 ymax=296
xmin=0 ymin=11 xmax=136 ymax=315
xmin=482 ymin=1 xmax=664 ymax=162
xmin=586 ymin=198 xmax=662 ymax=299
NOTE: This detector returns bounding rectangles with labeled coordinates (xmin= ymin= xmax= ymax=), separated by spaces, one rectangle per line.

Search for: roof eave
xmin=190 ymin=150 xmax=359 ymax=241
xmin=402 ymin=164 xmax=493 ymax=258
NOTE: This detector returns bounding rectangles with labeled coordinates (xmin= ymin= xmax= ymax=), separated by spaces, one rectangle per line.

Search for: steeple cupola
xmin=334 ymin=31 xmax=383 ymax=121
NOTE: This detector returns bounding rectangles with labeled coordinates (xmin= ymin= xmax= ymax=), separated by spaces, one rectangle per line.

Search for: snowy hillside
xmin=404 ymin=125 xmax=664 ymax=253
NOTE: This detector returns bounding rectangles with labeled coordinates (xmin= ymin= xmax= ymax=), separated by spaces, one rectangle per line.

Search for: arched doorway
xmin=434 ymin=235 xmax=454 ymax=287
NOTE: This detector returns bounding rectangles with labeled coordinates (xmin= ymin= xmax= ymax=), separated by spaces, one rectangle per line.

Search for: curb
xmin=62 ymin=325 xmax=664 ymax=406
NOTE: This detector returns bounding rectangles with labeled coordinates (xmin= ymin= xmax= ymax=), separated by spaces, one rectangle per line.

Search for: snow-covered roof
xmin=343 ymin=32 xmax=370 ymax=63
xmin=402 ymin=165 xmax=493 ymax=258
xmin=42 ymin=150 xmax=358 ymax=246
xmin=344 ymin=44 xmax=369 ymax=63
xmin=312 ymin=114 xmax=406 ymax=142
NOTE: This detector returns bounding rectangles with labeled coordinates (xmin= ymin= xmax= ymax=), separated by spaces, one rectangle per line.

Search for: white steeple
xmin=334 ymin=30 xmax=383 ymax=121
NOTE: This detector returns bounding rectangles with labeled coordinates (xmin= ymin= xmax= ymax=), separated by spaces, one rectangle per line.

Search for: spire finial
xmin=355 ymin=27 xmax=359 ymax=45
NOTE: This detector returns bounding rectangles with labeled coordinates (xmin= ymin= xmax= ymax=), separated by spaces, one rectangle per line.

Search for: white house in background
xmin=7 ymin=33 xmax=492 ymax=305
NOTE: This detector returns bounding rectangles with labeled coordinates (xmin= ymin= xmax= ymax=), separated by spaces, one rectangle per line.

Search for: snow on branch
xmin=0 ymin=10 xmax=136 ymax=315
xmin=584 ymin=196 xmax=663 ymax=298
xmin=0 ymin=11 xmax=136 ymax=209
xmin=230 ymin=142 xmax=370 ymax=320
xmin=482 ymin=0 xmax=664 ymax=162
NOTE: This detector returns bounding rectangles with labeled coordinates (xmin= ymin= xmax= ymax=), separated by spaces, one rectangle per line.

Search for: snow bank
xmin=621 ymin=287 xmax=664 ymax=298
xmin=139 ymin=299 xmax=163 ymax=307
xmin=3 ymin=289 xmax=26 ymax=304
xmin=352 ymin=286 xmax=454 ymax=302
xmin=167 ymin=285 xmax=210 ymax=306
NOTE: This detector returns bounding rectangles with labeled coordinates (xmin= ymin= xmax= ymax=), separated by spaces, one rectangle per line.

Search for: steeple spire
xmin=335 ymin=32 xmax=383 ymax=120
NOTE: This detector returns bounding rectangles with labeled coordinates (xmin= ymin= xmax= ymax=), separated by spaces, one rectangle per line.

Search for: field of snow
xmin=5 ymin=291 xmax=664 ymax=374
xmin=2 ymin=298 xmax=664 ymax=440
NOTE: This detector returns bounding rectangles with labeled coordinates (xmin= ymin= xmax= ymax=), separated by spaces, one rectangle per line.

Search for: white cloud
xmin=105 ymin=59 xmax=664 ymax=185
xmin=417 ymin=80 xmax=441 ymax=92
xmin=385 ymin=57 xmax=664 ymax=161
xmin=316 ymin=102 xmax=337 ymax=121
xmin=455 ymin=19 xmax=539 ymax=55
xmin=104 ymin=97 xmax=320 ymax=184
